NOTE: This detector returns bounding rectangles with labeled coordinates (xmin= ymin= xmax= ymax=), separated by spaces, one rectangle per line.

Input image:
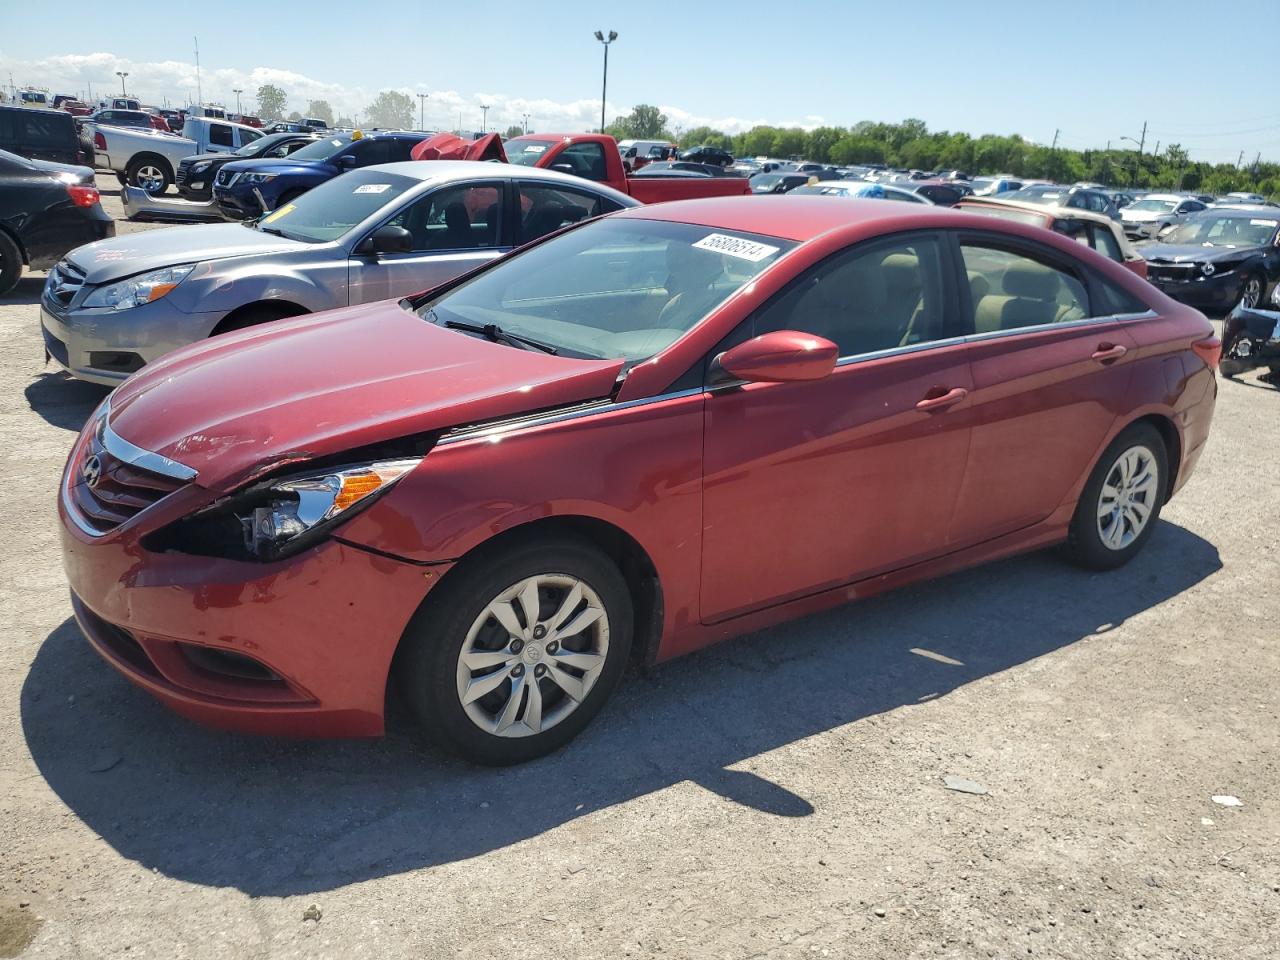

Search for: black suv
xmin=678 ymin=145 xmax=734 ymax=167
xmin=0 ymin=105 xmax=90 ymax=165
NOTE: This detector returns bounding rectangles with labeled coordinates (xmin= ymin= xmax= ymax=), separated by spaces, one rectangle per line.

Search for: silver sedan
xmin=40 ymin=161 xmax=638 ymax=385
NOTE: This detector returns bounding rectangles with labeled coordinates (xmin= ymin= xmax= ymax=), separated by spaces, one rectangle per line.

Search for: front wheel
xmin=1237 ymin=273 xmax=1264 ymax=311
xmin=1065 ymin=423 xmax=1168 ymax=570
xmin=397 ymin=538 xmax=634 ymax=765
xmin=127 ymin=156 xmax=172 ymax=195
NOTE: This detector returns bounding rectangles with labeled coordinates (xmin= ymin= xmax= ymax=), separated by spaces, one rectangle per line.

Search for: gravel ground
xmin=1 ymin=178 xmax=1278 ymax=959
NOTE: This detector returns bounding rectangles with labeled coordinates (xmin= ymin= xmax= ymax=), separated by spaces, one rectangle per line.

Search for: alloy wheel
xmin=1096 ymin=444 xmax=1160 ymax=551
xmin=1241 ymin=277 xmax=1262 ymax=309
xmin=137 ymin=165 xmax=165 ymax=192
xmin=455 ymin=574 xmax=610 ymax=738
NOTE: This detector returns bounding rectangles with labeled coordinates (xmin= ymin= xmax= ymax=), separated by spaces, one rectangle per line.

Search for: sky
xmin=2 ymin=0 xmax=1278 ymax=165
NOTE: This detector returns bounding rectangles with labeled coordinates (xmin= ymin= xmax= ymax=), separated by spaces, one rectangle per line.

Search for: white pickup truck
xmin=91 ymin=116 xmax=263 ymax=195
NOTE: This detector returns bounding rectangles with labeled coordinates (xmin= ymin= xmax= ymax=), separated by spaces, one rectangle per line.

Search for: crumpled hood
xmin=106 ymin=299 xmax=625 ymax=492
xmin=1141 ymin=242 xmax=1262 ymax=263
xmin=66 ymin=223 xmax=303 ymax=284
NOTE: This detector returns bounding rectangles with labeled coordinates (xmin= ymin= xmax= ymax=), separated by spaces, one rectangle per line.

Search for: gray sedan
xmin=40 ymin=161 xmax=637 ymax=385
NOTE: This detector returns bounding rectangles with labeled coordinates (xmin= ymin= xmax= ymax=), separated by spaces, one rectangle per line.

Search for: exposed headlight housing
xmin=189 ymin=160 xmax=212 ymax=174
xmin=145 ymin=457 xmax=422 ymax=561
xmin=82 ymin=265 xmax=195 ymax=311
xmin=246 ymin=459 xmax=420 ymax=557
xmin=240 ymin=173 xmax=277 ymax=184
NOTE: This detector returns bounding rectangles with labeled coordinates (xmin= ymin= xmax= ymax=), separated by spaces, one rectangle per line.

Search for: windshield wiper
xmin=441 ymin=318 xmax=558 ymax=355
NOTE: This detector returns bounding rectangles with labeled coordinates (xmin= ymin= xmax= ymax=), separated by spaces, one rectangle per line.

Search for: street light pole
xmin=232 ymin=88 xmax=242 ymax=113
xmin=480 ymin=104 xmax=490 ymax=133
xmin=417 ymin=93 xmax=428 ymax=131
xmin=115 ymin=71 xmax=129 ymax=96
xmin=594 ymin=30 xmax=617 ymax=134
xmin=522 ymin=112 xmax=530 ymax=134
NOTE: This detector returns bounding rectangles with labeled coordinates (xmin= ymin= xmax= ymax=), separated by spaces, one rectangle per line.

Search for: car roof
xmin=358 ymin=160 xmax=639 ymax=204
xmin=959 ymin=196 xmax=1120 ymax=227
xmin=1189 ymin=206 xmax=1279 ymax=219
xmin=616 ymin=195 xmax=1010 ymax=242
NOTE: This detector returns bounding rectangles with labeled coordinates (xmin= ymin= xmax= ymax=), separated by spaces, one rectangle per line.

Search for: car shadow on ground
xmin=21 ymin=522 xmax=1220 ymax=896
xmin=24 ymin=373 xmax=110 ymax=432
xmin=0 ymin=275 xmax=46 ymax=307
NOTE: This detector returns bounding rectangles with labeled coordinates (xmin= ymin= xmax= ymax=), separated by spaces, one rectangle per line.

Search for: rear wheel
xmin=397 ymin=538 xmax=633 ymax=765
xmin=0 ymin=231 xmax=23 ymax=296
xmin=126 ymin=156 xmax=172 ymax=195
xmin=1065 ymin=423 xmax=1168 ymax=570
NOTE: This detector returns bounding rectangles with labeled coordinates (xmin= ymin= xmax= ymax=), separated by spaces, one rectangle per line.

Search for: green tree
xmin=504 ymin=125 xmax=524 ymax=140
xmin=286 ymin=110 xmax=302 ymax=122
xmin=305 ymin=100 xmax=334 ymax=125
xmin=607 ymin=104 xmax=672 ymax=140
xmin=770 ymin=128 xmax=807 ymax=159
xmin=364 ymin=90 xmax=414 ymax=129
xmin=335 ymin=115 xmax=355 ymax=128
xmin=255 ymin=84 xmax=288 ymax=120
xmin=681 ymin=126 xmax=733 ymax=150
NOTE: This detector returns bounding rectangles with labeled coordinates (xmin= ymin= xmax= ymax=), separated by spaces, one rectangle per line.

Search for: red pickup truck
xmin=411 ymin=132 xmax=750 ymax=204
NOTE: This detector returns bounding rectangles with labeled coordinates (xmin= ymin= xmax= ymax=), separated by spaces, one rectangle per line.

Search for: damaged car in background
xmin=1139 ymin=208 xmax=1280 ymax=314
xmin=40 ymin=161 xmax=636 ymax=384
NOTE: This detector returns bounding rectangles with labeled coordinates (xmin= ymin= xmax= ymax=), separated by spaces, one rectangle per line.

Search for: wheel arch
xmin=209 ymin=298 xmax=311 ymax=336
xmin=391 ymin=514 xmax=665 ymax=688
xmin=127 ymin=151 xmax=174 ymax=175
xmin=1130 ymin=412 xmax=1182 ymax=503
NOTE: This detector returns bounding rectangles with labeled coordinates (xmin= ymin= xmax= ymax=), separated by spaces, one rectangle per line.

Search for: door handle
xmin=1091 ymin=343 xmax=1128 ymax=363
xmin=915 ymin=387 xmax=969 ymax=412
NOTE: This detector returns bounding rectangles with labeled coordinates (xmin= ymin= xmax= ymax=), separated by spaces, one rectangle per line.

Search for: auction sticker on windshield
xmin=693 ymin=233 xmax=781 ymax=262
xmin=1250 ymin=219 xmax=1277 ymax=227
xmin=262 ymin=203 xmax=295 ymax=224
xmin=354 ymin=184 xmax=391 ymax=194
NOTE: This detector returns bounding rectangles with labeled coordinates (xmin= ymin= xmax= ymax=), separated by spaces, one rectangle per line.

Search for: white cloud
xmin=1 ymin=50 xmax=790 ymax=134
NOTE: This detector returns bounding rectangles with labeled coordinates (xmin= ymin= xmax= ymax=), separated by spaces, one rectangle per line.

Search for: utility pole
xmin=194 ymin=36 xmax=202 ymax=106
xmin=594 ymin=30 xmax=617 ymax=134
xmin=1152 ymin=141 xmax=1160 ymax=158
xmin=480 ymin=104 xmax=490 ymax=133
xmin=1051 ymin=129 xmax=1059 ymax=150
xmin=417 ymin=93 xmax=428 ymax=131
xmin=232 ymin=88 xmax=242 ymax=113
xmin=1137 ymin=120 xmax=1146 ymax=155
xmin=1237 ymin=150 xmax=1244 ymax=169
xmin=522 ymin=112 xmax=530 ymax=134
xmin=115 ymin=71 xmax=129 ymax=95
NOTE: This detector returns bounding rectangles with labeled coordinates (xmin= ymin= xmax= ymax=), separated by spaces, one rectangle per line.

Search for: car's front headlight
xmin=241 ymin=173 xmax=277 ymax=184
xmin=245 ymin=458 xmax=421 ymax=557
xmin=189 ymin=160 xmax=212 ymax=174
xmin=82 ymin=265 xmax=195 ymax=311
xmin=146 ymin=456 xmax=423 ymax=561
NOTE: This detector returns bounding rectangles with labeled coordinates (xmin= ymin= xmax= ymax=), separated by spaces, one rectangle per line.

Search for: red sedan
xmin=59 ymin=198 xmax=1219 ymax=764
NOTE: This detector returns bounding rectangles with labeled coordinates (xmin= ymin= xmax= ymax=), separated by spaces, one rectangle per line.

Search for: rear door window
xmin=20 ymin=112 xmax=68 ymax=146
xmin=1088 ymin=224 xmax=1123 ymax=262
xmin=515 ymin=183 xmax=624 ymax=245
xmin=959 ymin=241 xmax=1091 ymax=333
xmin=208 ymin=124 xmax=234 ymax=147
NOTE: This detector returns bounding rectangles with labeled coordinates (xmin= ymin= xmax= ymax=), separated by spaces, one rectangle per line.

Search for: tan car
xmin=957 ymin=196 xmax=1148 ymax=279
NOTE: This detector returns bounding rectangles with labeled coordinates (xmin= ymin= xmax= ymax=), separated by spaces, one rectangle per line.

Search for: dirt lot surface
xmin=1 ymin=178 xmax=1277 ymax=959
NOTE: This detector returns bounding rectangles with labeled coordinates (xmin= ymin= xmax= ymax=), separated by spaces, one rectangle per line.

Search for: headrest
xmin=1002 ymin=260 xmax=1060 ymax=299
xmin=880 ymin=253 xmax=920 ymax=291
xmin=967 ymin=269 xmax=990 ymax=302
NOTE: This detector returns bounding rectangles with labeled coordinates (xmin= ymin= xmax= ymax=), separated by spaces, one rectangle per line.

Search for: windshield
xmin=414 ymin=218 xmax=795 ymax=365
xmin=234 ymin=134 xmax=287 ymax=157
xmin=285 ymin=135 xmax=352 ymax=162
xmin=1126 ymin=198 xmax=1178 ymax=213
xmin=971 ymin=178 xmax=996 ymax=190
xmin=252 ymin=169 xmax=419 ymax=243
xmin=507 ymin=139 xmax=559 ymax=166
xmin=1160 ymin=215 xmax=1278 ymax=247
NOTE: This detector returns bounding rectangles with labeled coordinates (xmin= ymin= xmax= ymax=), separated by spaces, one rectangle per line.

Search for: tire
xmin=1065 ymin=422 xmax=1168 ymax=571
xmin=1236 ymin=272 xmax=1265 ymax=311
xmin=126 ymin=156 xmax=172 ymax=195
xmin=0 ymin=231 xmax=22 ymax=297
xmin=397 ymin=537 xmax=634 ymax=765
xmin=114 ymin=172 xmax=127 ymax=187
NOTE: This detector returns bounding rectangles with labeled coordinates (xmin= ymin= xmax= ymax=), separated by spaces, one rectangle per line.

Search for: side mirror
xmin=337 ymin=154 xmax=357 ymax=169
xmin=714 ymin=330 xmax=838 ymax=385
xmin=356 ymin=224 xmax=412 ymax=256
